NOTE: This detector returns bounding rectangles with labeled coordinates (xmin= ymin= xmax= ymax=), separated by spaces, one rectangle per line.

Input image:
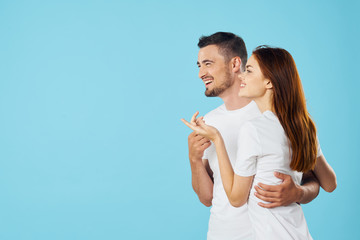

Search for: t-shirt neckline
xmin=222 ymin=101 xmax=257 ymax=114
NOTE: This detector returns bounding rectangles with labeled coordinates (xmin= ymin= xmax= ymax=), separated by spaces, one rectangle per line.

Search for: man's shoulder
xmin=204 ymin=101 xmax=261 ymax=120
xmin=203 ymin=104 xmax=225 ymax=120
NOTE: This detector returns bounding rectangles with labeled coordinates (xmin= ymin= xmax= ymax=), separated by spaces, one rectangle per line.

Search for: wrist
xmin=296 ymin=185 xmax=305 ymax=204
xmin=189 ymin=155 xmax=203 ymax=164
xmin=212 ymin=132 xmax=222 ymax=144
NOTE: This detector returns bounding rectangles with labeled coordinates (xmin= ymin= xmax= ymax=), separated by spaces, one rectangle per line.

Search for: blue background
xmin=0 ymin=0 xmax=359 ymax=239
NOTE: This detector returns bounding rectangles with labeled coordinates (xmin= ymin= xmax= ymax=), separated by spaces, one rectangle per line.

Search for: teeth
xmin=240 ymin=83 xmax=245 ymax=87
xmin=205 ymin=80 xmax=213 ymax=84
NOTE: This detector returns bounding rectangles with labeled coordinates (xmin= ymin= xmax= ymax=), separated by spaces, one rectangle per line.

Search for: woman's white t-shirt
xmin=234 ymin=111 xmax=322 ymax=240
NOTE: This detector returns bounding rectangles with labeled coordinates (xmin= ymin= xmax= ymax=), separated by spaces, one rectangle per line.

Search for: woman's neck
xmin=253 ymin=91 xmax=274 ymax=113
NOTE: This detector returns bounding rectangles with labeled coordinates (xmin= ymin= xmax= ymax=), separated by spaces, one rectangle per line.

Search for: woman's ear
xmin=265 ymin=79 xmax=273 ymax=89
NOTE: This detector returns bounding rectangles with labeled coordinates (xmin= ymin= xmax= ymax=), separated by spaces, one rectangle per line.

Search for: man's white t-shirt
xmin=234 ymin=111 xmax=322 ymax=240
xmin=203 ymin=101 xmax=261 ymax=240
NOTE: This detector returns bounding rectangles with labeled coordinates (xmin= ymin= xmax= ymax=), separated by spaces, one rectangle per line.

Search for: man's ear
xmin=265 ymin=79 xmax=273 ymax=89
xmin=231 ymin=56 xmax=242 ymax=73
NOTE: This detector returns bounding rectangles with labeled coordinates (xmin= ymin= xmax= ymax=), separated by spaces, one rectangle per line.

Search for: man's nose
xmin=198 ymin=66 xmax=206 ymax=79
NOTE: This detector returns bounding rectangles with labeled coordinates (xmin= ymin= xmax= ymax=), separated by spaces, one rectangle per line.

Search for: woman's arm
xmin=181 ymin=112 xmax=253 ymax=207
xmin=213 ymin=136 xmax=254 ymax=207
xmin=313 ymin=155 xmax=337 ymax=192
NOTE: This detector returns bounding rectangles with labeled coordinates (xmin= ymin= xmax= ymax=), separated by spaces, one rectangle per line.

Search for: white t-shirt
xmin=234 ymin=111 xmax=322 ymax=240
xmin=203 ymin=101 xmax=261 ymax=240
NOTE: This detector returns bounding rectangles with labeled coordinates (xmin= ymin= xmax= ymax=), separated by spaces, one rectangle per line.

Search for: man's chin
xmin=205 ymin=89 xmax=218 ymax=97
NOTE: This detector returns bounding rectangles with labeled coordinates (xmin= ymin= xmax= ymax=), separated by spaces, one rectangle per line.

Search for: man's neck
xmin=221 ymin=95 xmax=251 ymax=111
xmin=219 ymin=91 xmax=251 ymax=111
xmin=219 ymin=81 xmax=251 ymax=111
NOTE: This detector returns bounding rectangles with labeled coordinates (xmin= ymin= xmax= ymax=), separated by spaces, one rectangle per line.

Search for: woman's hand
xmin=181 ymin=111 xmax=220 ymax=141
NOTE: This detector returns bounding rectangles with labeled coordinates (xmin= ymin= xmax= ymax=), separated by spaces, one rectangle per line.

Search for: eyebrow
xmin=197 ymin=59 xmax=215 ymax=66
xmin=246 ymin=65 xmax=253 ymax=68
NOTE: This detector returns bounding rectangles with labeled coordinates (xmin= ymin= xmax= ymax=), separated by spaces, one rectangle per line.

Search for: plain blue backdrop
xmin=0 ymin=0 xmax=359 ymax=239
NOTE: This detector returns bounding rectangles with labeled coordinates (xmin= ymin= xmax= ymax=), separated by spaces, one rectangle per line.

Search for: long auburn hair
xmin=252 ymin=46 xmax=317 ymax=172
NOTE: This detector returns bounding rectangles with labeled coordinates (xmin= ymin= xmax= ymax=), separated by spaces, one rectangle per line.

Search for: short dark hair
xmin=198 ymin=32 xmax=247 ymax=71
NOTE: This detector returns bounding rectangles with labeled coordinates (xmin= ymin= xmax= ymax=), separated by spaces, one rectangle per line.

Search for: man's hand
xmin=187 ymin=131 xmax=213 ymax=207
xmin=254 ymin=172 xmax=304 ymax=208
xmin=188 ymin=131 xmax=211 ymax=162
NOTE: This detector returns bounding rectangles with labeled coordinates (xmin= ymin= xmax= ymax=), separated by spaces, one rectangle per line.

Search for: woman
xmin=182 ymin=46 xmax=336 ymax=239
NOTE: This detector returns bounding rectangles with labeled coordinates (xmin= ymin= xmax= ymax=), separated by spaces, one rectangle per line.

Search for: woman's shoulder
xmin=243 ymin=113 xmax=268 ymax=128
xmin=238 ymin=119 xmax=261 ymax=139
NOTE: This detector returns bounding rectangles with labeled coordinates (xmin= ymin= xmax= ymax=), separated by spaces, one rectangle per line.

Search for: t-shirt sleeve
xmin=316 ymin=136 xmax=323 ymax=158
xmin=234 ymin=122 xmax=262 ymax=177
xmin=202 ymin=148 xmax=208 ymax=160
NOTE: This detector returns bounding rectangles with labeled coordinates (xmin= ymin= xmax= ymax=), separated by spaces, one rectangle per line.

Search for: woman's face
xmin=238 ymin=55 xmax=270 ymax=99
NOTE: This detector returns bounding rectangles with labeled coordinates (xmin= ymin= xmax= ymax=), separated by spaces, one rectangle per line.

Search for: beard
xmin=205 ymin=71 xmax=233 ymax=97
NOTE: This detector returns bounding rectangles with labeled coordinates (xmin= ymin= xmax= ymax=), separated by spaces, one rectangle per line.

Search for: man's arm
xmin=188 ymin=132 xmax=214 ymax=207
xmin=254 ymin=171 xmax=320 ymax=208
xmin=313 ymin=155 xmax=337 ymax=192
xmin=298 ymin=170 xmax=321 ymax=204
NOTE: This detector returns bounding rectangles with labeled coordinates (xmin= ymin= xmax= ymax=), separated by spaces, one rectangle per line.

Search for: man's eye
xmin=206 ymin=63 xmax=211 ymax=66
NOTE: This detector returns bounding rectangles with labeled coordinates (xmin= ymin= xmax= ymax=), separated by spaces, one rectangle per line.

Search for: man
xmin=188 ymin=32 xmax=320 ymax=239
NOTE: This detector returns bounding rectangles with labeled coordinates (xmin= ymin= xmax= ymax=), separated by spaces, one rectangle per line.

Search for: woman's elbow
xmin=229 ymin=198 xmax=247 ymax=208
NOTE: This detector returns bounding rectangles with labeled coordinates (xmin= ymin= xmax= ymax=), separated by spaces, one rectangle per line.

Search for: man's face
xmin=197 ymin=45 xmax=233 ymax=97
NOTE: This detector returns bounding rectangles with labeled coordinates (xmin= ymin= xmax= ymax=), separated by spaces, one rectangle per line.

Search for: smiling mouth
xmin=240 ymin=83 xmax=246 ymax=87
xmin=204 ymin=80 xmax=213 ymax=86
